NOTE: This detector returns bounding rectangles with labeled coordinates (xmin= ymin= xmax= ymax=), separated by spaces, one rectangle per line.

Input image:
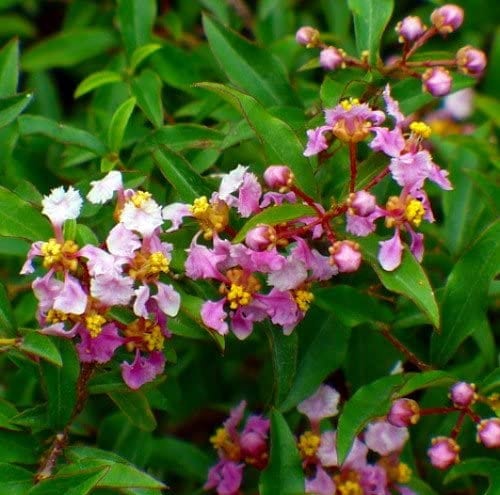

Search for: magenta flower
xmin=387 ymin=399 xmax=420 ymax=427
xmin=449 ymin=382 xmax=476 ymax=407
xmin=364 ymin=421 xmax=409 ymax=456
xmin=297 ymin=385 xmax=340 ymax=425
xmin=305 ymin=466 xmax=336 ymax=495
xmin=76 ymin=323 xmax=124 ymax=363
xmin=359 ymin=465 xmax=388 ymax=495
xmin=121 ymin=350 xmax=165 ymax=390
xmin=317 ymin=430 xmax=368 ymax=470
xmin=396 ymin=16 xmax=426 ymax=43
xmin=204 ymin=460 xmax=243 ymax=495
xmin=476 ymin=418 xmax=500 ymax=448
xmin=427 ymin=436 xmax=460 ymax=469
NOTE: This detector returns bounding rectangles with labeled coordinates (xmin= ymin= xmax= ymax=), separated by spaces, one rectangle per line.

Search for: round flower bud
xmin=430 ymin=4 xmax=464 ymax=34
xmin=245 ymin=225 xmax=276 ymax=251
xmin=296 ymin=26 xmax=320 ymax=47
xmin=422 ymin=67 xmax=452 ymax=97
xmin=319 ymin=47 xmax=344 ymax=71
xmin=396 ymin=16 xmax=426 ymax=43
xmin=330 ymin=240 xmax=362 ymax=273
xmin=387 ymin=399 xmax=420 ymax=427
xmin=476 ymin=418 xmax=500 ymax=449
xmin=263 ymin=165 xmax=293 ymax=189
xmin=456 ymin=46 xmax=487 ymax=77
xmin=449 ymin=382 xmax=476 ymax=408
xmin=427 ymin=437 xmax=460 ymax=470
xmin=347 ymin=190 xmax=377 ymax=216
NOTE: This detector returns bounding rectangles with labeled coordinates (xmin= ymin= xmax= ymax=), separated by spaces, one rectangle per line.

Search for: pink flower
xmin=359 ymin=465 xmax=388 ymax=495
xmin=41 ymin=186 xmax=83 ymax=229
xmin=263 ymin=165 xmax=293 ymax=189
xmin=120 ymin=191 xmax=163 ymax=237
xmin=53 ymin=273 xmax=88 ymax=315
xmin=76 ymin=323 xmax=124 ymax=363
xmin=430 ymin=4 xmax=464 ymax=34
xmin=387 ymin=399 xmax=420 ymax=427
xmin=476 ymin=418 xmax=500 ymax=448
xmin=330 ymin=240 xmax=362 ymax=273
xmin=365 ymin=421 xmax=409 ymax=456
xmin=379 ymin=230 xmax=404 ymax=271
xmin=87 ymin=171 xmax=123 ymax=204
xmin=422 ymin=67 xmax=452 ymax=97
xmin=396 ymin=16 xmax=426 ymax=43
xmin=304 ymin=126 xmax=331 ymax=156
xmin=320 ymin=47 xmax=344 ymax=71
xmin=296 ymin=26 xmax=320 ymax=46
xmin=121 ymin=350 xmax=165 ymax=390
xmin=298 ymin=385 xmax=340 ymax=425
xmin=317 ymin=430 xmax=368 ymax=470
xmin=305 ymin=466 xmax=336 ymax=495
xmin=427 ymin=437 xmax=460 ymax=469
xmin=204 ymin=460 xmax=243 ymax=495
xmin=449 ymin=382 xmax=476 ymax=408
xmin=456 ymin=45 xmax=487 ymax=77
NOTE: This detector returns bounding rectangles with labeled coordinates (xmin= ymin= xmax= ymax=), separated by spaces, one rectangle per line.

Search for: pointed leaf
xmin=117 ymin=0 xmax=157 ymax=57
xmin=131 ymin=69 xmax=163 ymax=128
xmin=0 ymin=462 xmax=33 ymax=495
xmin=445 ymin=459 xmax=500 ymax=495
xmin=130 ymin=43 xmax=162 ymax=72
xmin=0 ymin=92 xmax=32 ymax=128
xmin=108 ymin=391 xmax=157 ymax=431
xmin=108 ymin=97 xmax=136 ymax=151
xmin=28 ymin=467 xmax=108 ymax=495
xmin=20 ymin=331 xmax=62 ymax=366
xmin=74 ymin=70 xmax=122 ymax=98
xmin=0 ymin=38 xmax=19 ymax=97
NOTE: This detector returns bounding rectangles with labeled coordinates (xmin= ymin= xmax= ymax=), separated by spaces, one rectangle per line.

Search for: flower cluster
xmin=204 ymin=401 xmax=270 ymax=495
xmin=298 ymin=385 xmax=416 ymax=495
xmin=387 ymin=381 xmax=500 ymax=470
xmin=296 ymin=4 xmax=487 ymax=97
xmin=21 ymin=173 xmax=181 ymax=389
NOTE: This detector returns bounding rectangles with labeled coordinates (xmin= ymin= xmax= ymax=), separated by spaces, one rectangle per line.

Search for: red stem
xmin=348 ymin=142 xmax=357 ymax=193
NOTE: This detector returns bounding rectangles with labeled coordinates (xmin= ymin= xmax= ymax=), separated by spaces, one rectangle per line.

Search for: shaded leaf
xmin=131 ymin=69 xmax=163 ymax=128
xmin=28 ymin=467 xmax=108 ymax=495
xmin=130 ymin=43 xmax=162 ymax=72
xmin=20 ymin=331 xmax=62 ymax=366
xmin=445 ymin=459 xmax=500 ymax=495
xmin=108 ymin=96 xmax=136 ymax=151
xmin=0 ymin=38 xmax=19 ymax=97
xmin=0 ymin=281 xmax=16 ymax=337
xmin=117 ymin=0 xmax=156 ymax=57
xmin=74 ymin=70 xmax=123 ymax=98
xmin=108 ymin=391 xmax=157 ymax=431
xmin=0 ymin=92 xmax=32 ymax=128
xmin=0 ymin=462 xmax=33 ymax=495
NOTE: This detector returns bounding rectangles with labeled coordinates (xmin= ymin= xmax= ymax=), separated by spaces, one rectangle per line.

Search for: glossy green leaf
xmin=394 ymin=371 xmax=454 ymax=397
xmin=76 ymin=225 xmax=99 ymax=246
xmin=74 ymin=70 xmax=123 ymax=98
xmin=130 ymin=43 xmax=162 ymax=72
xmin=0 ymin=38 xmax=19 ymax=97
xmin=0 ymin=462 xmax=33 ymax=495
xmin=347 ymin=0 xmax=394 ymax=64
xmin=0 ymin=92 xmax=32 ymax=128
xmin=41 ymin=339 xmax=80 ymax=429
xmin=431 ymin=221 xmax=500 ymax=365
xmin=196 ymin=82 xmax=316 ymax=195
xmin=108 ymin=96 xmax=136 ymax=151
xmin=0 ymin=282 xmax=16 ymax=337
xmin=108 ymin=391 xmax=157 ymax=431
xmin=203 ymin=15 xmax=297 ymax=107
xmin=28 ymin=467 xmax=108 ymax=495
xmin=0 ymin=186 xmax=52 ymax=241
xmin=479 ymin=368 xmax=500 ymax=395
xmin=152 ymin=146 xmax=212 ymax=202
xmin=233 ymin=203 xmax=316 ymax=243
xmin=131 ymin=69 xmax=163 ymax=128
xmin=445 ymin=459 xmax=500 ymax=495
xmin=117 ymin=0 xmax=157 ymax=57
xmin=18 ymin=115 xmax=107 ymax=155
xmin=0 ymin=430 xmax=38 ymax=464
xmin=20 ymin=331 xmax=62 ymax=366
xmin=336 ymin=374 xmax=405 ymax=464
xmin=22 ymin=28 xmax=116 ymax=71
xmin=265 ymin=325 xmax=298 ymax=406
xmin=280 ymin=315 xmax=350 ymax=412
xmin=259 ymin=410 xmax=304 ymax=495
xmin=356 ymin=235 xmax=440 ymax=328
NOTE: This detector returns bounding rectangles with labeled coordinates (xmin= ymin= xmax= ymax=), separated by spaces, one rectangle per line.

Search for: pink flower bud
xmin=348 ymin=191 xmax=377 ymax=216
xmin=296 ymin=26 xmax=320 ymax=46
xmin=449 ymin=382 xmax=476 ymax=408
xmin=330 ymin=240 xmax=362 ymax=273
xmin=456 ymin=46 xmax=487 ymax=77
xmin=430 ymin=4 xmax=464 ymax=34
xmin=422 ymin=67 xmax=452 ymax=97
xmin=396 ymin=16 xmax=426 ymax=43
xmin=387 ymin=398 xmax=420 ymax=427
xmin=477 ymin=418 xmax=500 ymax=449
xmin=428 ymin=437 xmax=460 ymax=470
xmin=263 ymin=165 xmax=293 ymax=189
xmin=245 ymin=225 xmax=275 ymax=251
xmin=319 ymin=47 xmax=344 ymax=71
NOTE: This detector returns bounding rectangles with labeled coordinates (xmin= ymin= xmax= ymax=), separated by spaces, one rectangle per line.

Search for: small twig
xmin=348 ymin=142 xmax=357 ymax=193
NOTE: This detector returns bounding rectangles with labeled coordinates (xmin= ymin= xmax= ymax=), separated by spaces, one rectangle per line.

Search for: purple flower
xmin=121 ymin=350 xmax=165 ymax=390
xmin=476 ymin=418 xmax=500 ymax=448
xmin=396 ymin=16 xmax=426 ymax=43
xmin=360 ymin=465 xmax=388 ymax=495
xmin=387 ymin=399 xmax=420 ymax=427
xmin=317 ymin=430 xmax=368 ymax=469
xmin=298 ymin=385 xmax=341 ymax=425
xmin=204 ymin=460 xmax=243 ymax=495
xmin=365 ymin=421 xmax=409 ymax=456
xmin=449 ymin=382 xmax=476 ymax=408
xmin=304 ymin=126 xmax=331 ymax=156
xmin=330 ymin=240 xmax=362 ymax=273
xmin=319 ymin=47 xmax=344 ymax=71
xmin=456 ymin=45 xmax=487 ymax=77
xmin=296 ymin=26 xmax=320 ymax=46
xmin=430 ymin=4 xmax=464 ymax=34
xmin=379 ymin=230 xmax=404 ymax=271
xmin=422 ymin=67 xmax=452 ymax=97
xmin=427 ymin=436 xmax=460 ymax=469
xmin=76 ymin=323 xmax=124 ymax=363
xmin=305 ymin=466 xmax=336 ymax=495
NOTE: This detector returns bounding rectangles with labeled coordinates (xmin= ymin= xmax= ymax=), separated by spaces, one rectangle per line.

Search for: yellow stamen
xmin=227 ymin=284 xmax=252 ymax=310
xmin=147 ymin=252 xmax=170 ymax=275
xmin=85 ymin=313 xmax=107 ymax=338
xmin=46 ymin=309 xmax=68 ymax=324
xmin=190 ymin=196 xmax=210 ymax=216
xmin=143 ymin=324 xmax=164 ymax=352
xmin=41 ymin=239 xmax=79 ymax=271
xmin=130 ymin=191 xmax=151 ymax=208
xmin=334 ymin=472 xmax=363 ymax=495
xmin=410 ymin=121 xmax=432 ymax=139
xmin=405 ymin=199 xmax=425 ymax=227
xmin=298 ymin=431 xmax=321 ymax=458
xmin=293 ymin=289 xmax=314 ymax=312
xmin=210 ymin=427 xmax=229 ymax=449
xmin=340 ymin=97 xmax=360 ymax=111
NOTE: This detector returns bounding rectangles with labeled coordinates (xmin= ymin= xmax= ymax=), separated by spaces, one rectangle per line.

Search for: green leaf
xmin=22 ymin=28 xmax=116 ymax=71
xmin=130 ymin=43 xmax=162 ymax=72
xmin=28 ymin=467 xmax=108 ymax=495
xmin=233 ymin=203 xmax=316 ymax=243
xmin=75 ymin=225 xmax=99 ymax=246
xmin=0 ymin=92 xmax=33 ymax=128
xmin=152 ymin=146 xmax=212 ymax=202
xmin=431 ymin=221 xmax=500 ymax=365
xmin=0 ymin=430 xmax=38 ymax=464
xmin=131 ymin=69 xmax=163 ymax=128
xmin=445 ymin=459 xmax=500 ymax=495
xmin=20 ymin=331 xmax=62 ymax=366
xmin=196 ymin=82 xmax=316 ymax=195
xmin=0 ymin=186 xmax=52 ymax=241
xmin=74 ymin=70 xmax=123 ymax=98
xmin=265 ymin=325 xmax=298 ymax=406
xmin=0 ymin=281 xmax=16 ymax=337
xmin=259 ymin=410 xmax=304 ymax=495
xmin=108 ymin=391 xmax=157 ymax=431
xmin=41 ymin=339 xmax=80 ymax=429
xmin=0 ymin=38 xmax=19 ymax=97
xmin=356 ymin=235 xmax=440 ymax=328
xmin=117 ymin=0 xmax=157 ymax=57
xmin=0 ymin=462 xmax=33 ymax=495
xmin=18 ymin=115 xmax=107 ymax=155
xmin=280 ymin=315 xmax=350 ymax=412
xmin=480 ymin=368 xmax=500 ymax=395
xmin=347 ymin=0 xmax=394 ymax=64
xmin=108 ymin=97 xmax=136 ymax=151
xmin=394 ymin=370 xmax=454 ymax=397
xmin=336 ymin=374 xmax=405 ymax=464
xmin=202 ymin=15 xmax=297 ymax=107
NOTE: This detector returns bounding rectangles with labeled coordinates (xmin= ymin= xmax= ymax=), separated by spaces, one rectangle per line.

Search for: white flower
xmin=41 ymin=186 xmax=83 ymax=226
xmin=87 ymin=171 xmax=123 ymax=204
xmin=218 ymin=165 xmax=248 ymax=202
xmin=119 ymin=192 xmax=163 ymax=236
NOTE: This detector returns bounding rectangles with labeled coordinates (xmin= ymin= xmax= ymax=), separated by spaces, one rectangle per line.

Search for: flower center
xmin=41 ymin=238 xmax=79 ymax=271
xmin=125 ymin=319 xmax=165 ymax=352
xmin=298 ymin=431 xmax=321 ymax=458
xmin=85 ymin=313 xmax=107 ymax=338
xmin=45 ymin=309 xmax=69 ymax=324
xmin=129 ymin=251 xmax=170 ymax=280
xmin=222 ymin=268 xmax=261 ymax=309
xmin=293 ymin=289 xmax=314 ymax=312
xmin=190 ymin=196 xmax=229 ymax=240
xmin=334 ymin=472 xmax=363 ymax=495
xmin=405 ymin=198 xmax=425 ymax=227
xmin=340 ymin=97 xmax=360 ymax=111
xmin=210 ymin=427 xmax=241 ymax=461
xmin=130 ymin=191 xmax=151 ymax=208
xmin=410 ymin=121 xmax=432 ymax=139
xmin=227 ymin=284 xmax=252 ymax=309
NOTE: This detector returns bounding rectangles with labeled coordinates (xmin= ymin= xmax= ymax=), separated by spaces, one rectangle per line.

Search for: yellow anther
xmin=190 ymin=196 xmax=210 ymax=216
xmin=85 ymin=313 xmax=107 ymax=338
xmin=46 ymin=309 xmax=68 ymax=324
xmin=210 ymin=427 xmax=229 ymax=449
xmin=338 ymin=480 xmax=363 ymax=495
xmin=298 ymin=431 xmax=321 ymax=458
xmin=143 ymin=324 xmax=164 ymax=352
xmin=227 ymin=284 xmax=252 ymax=310
xmin=41 ymin=238 xmax=79 ymax=271
xmin=340 ymin=97 xmax=360 ymax=111
xmin=147 ymin=252 xmax=170 ymax=275
xmin=410 ymin=121 xmax=432 ymax=139
xmin=130 ymin=191 xmax=151 ymax=207
xmin=405 ymin=199 xmax=425 ymax=227
xmin=293 ymin=290 xmax=314 ymax=312
xmin=394 ymin=462 xmax=412 ymax=483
